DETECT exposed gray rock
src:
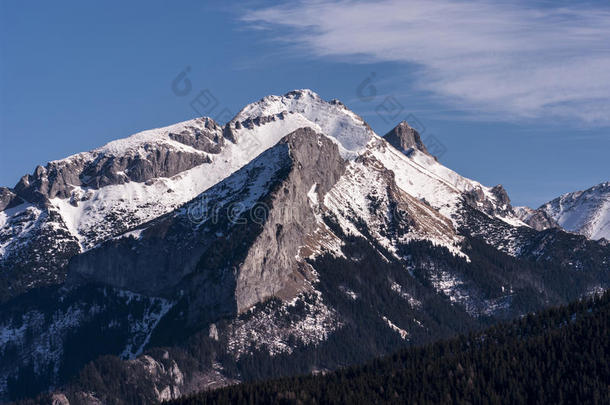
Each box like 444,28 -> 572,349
168,117 -> 224,154
235,127 -> 346,312
66,353 -> 186,404
50,393 -> 70,405
491,185 -> 511,207
65,127 -> 346,321
383,121 -> 429,155
12,118 -> 223,203
463,184 -> 513,218
514,206 -> 559,231
0,188 -> 22,211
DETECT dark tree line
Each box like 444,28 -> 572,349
170,291 -> 610,405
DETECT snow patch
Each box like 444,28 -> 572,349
382,316 -> 409,340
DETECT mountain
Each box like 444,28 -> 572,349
516,181 -> 610,241
383,121 -> 430,156
0,90 -> 608,404
168,291 -> 610,405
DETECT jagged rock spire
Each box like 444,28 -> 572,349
383,121 -> 429,155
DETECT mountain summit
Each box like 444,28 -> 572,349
383,121 -> 430,156
0,90 -> 608,403
517,181 -> 610,241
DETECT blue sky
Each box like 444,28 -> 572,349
1,0 -> 608,207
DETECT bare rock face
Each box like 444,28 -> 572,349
514,206 -> 560,231
491,185 -> 511,207
168,117 -> 225,153
383,121 -> 429,155
13,145 -> 210,202
0,188 -> 22,211
66,127 -> 346,320
50,393 -> 70,405
235,127 -> 346,312
66,353 -> 185,404
129,355 -> 184,402
12,118 -> 223,204
463,184 -> 513,218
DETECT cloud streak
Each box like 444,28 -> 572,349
242,0 -> 610,125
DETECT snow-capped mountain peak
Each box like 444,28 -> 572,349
537,181 -> 610,240
383,120 -> 429,156
227,89 -> 374,158
1,90 -> 609,403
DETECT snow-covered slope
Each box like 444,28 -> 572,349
229,89 -> 373,158
370,137 -> 524,228
537,182 -> 610,241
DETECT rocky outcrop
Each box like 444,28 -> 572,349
0,188 -> 22,211
235,127 -> 346,312
50,393 -> 71,405
463,184 -> 513,218
491,185 -> 511,207
514,206 -> 559,231
129,354 -> 185,402
168,117 -> 225,153
65,127 -> 346,318
65,353 -> 187,404
383,121 -> 429,155
12,118 -> 223,203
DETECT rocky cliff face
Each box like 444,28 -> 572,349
383,121 -> 429,155
0,188 -> 22,211
234,128 -> 346,312
13,118 -> 224,203
66,128 -> 346,317
514,206 -> 559,231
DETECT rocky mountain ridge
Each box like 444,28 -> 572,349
0,89 -> 608,403
516,181 -> 610,241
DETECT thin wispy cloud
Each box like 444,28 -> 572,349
242,0 -> 610,125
